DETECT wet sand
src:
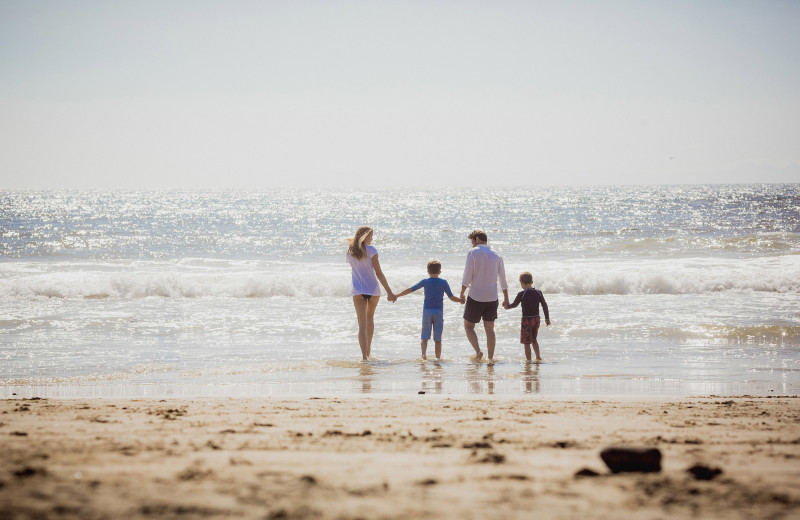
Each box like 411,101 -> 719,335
1,396 -> 799,519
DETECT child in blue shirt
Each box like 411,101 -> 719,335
396,261 -> 463,360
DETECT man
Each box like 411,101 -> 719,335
459,230 -> 509,361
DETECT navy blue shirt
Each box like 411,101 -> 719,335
508,288 -> 549,320
410,277 -> 454,310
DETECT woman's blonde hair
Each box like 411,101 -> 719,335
347,226 -> 373,260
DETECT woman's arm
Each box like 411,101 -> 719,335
371,254 -> 395,300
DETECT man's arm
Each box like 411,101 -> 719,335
497,256 -> 509,307
460,252 -> 474,303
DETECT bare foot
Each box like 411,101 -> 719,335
421,355 -> 427,360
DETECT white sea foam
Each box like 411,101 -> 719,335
536,256 -> 800,295
2,255 -> 797,300
0,271 -> 347,299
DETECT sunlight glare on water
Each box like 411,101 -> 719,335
1,185 -> 799,397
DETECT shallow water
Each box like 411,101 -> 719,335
2,185 -> 798,397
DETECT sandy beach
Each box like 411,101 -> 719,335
1,395 -> 799,519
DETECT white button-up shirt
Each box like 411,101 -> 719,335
461,244 -> 508,302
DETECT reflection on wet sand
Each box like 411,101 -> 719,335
419,361 -> 443,394
465,361 -> 497,394
522,361 -> 541,393
358,363 -> 376,393
355,358 -> 541,395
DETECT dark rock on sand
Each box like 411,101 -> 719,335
600,446 -> 662,473
575,468 -> 601,478
472,452 -> 505,464
14,466 -> 47,478
462,441 -> 492,449
687,464 -> 723,480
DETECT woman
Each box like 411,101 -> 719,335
346,226 -> 395,360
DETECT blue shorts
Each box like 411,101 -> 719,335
421,308 -> 444,342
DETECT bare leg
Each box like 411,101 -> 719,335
420,339 -> 428,360
484,320 -> 496,360
463,319 -> 483,359
352,296 -> 369,360
365,295 -> 380,359
434,341 -> 442,360
523,343 -> 532,361
532,339 -> 542,361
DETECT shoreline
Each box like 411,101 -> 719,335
2,377 -> 796,400
2,396 -> 799,519
2,391 -> 800,400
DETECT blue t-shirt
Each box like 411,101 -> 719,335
410,277 -> 454,310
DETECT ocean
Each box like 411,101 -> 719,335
1,185 -> 798,397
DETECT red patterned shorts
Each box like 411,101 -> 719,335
520,316 -> 540,344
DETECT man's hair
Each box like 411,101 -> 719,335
468,230 -> 488,242
519,272 -> 533,285
427,260 -> 442,275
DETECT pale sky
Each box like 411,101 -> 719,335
1,0 -> 799,189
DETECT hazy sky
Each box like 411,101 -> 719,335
1,0 -> 799,188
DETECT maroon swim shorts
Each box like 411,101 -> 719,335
520,316 -> 540,344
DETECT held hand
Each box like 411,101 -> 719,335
502,302 -> 509,310
459,296 -> 466,305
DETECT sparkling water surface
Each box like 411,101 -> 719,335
1,185 -> 798,397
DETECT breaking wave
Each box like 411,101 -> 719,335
539,267 -> 800,295
1,255 -> 798,299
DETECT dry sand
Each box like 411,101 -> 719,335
1,395 -> 799,519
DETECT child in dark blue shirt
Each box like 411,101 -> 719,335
504,272 -> 550,361
396,261 -> 463,359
